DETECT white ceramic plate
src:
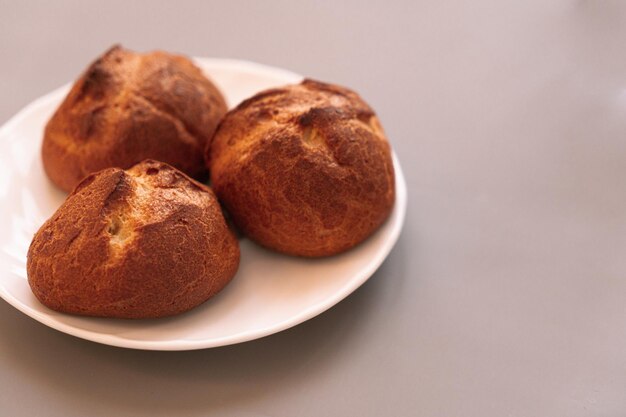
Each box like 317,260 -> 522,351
0,58 -> 407,351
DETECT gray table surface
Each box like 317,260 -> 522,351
2,1 -> 626,416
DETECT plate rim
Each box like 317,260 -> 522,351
0,58 -> 407,351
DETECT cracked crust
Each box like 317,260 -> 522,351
208,79 -> 395,257
27,160 -> 240,319
42,45 -> 227,192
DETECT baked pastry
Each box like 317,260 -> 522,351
208,79 -> 395,257
42,45 -> 227,192
27,160 -> 240,319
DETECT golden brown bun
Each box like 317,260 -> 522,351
43,45 -> 227,192
27,160 -> 240,319
208,79 -> 395,257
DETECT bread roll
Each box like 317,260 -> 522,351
42,45 -> 227,192
27,160 -> 240,319
208,79 -> 395,257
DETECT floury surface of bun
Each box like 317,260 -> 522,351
27,160 -> 240,319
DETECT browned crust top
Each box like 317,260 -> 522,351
43,45 -> 228,192
27,160 -> 240,318
209,79 -> 395,257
